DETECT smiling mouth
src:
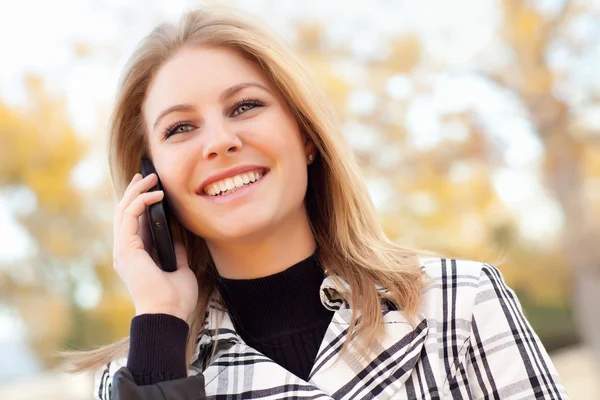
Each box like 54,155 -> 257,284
202,168 -> 268,196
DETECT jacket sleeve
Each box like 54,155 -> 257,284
462,263 -> 569,399
95,358 -> 127,400
94,314 -> 190,399
94,363 -> 207,400
110,367 -> 206,400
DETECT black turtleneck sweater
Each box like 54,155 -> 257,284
127,251 -> 333,385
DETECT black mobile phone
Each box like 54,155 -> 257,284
140,157 -> 177,272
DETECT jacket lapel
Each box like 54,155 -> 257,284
189,299 -> 335,399
190,276 -> 429,399
309,277 -> 429,399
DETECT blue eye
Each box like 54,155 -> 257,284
163,121 -> 195,139
231,98 -> 264,117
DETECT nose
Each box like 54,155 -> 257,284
201,117 -> 242,159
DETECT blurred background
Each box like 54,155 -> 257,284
1,0 -> 599,398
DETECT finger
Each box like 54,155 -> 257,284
114,174 -> 143,237
138,211 -> 153,254
121,190 -> 165,242
115,173 -> 158,229
119,173 -> 158,214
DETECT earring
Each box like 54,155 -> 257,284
308,154 -> 314,162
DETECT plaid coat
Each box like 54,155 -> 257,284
95,258 -> 569,399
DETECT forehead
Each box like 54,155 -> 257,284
143,45 -> 270,119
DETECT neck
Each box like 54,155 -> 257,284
207,207 -> 316,279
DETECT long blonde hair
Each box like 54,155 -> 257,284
67,6 -> 425,373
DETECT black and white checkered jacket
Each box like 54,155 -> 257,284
96,258 -> 569,399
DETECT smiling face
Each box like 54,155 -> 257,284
142,45 -> 315,245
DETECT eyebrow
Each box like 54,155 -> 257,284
152,104 -> 196,131
152,82 -> 271,131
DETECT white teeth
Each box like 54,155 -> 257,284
203,169 -> 265,196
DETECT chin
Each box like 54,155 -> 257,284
206,215 -> 275,243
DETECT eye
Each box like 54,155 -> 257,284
163,121 -> 195,139
231,98 -> 264,117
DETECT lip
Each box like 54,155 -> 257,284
201,170 -> 268,204
197,164 -> 269,194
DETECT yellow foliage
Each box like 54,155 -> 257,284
299,52 -> 350,116
92,289 -> 135,340
0,77 -> 107,359
2,5 -> 590,363
582,146 -> 600,178
0,76 -> 85,211
388,35 -> 422,73
13,289 -> 72,367
296,22 -> 323,51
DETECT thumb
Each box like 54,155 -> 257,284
174,241 -> 190,269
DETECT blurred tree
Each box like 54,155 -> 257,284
4,0 -> 600,369
291,0 -> 594,352
491,0 -> 600,360
294,21 -> 520,272
0,76 -> 131,367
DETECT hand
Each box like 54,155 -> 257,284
112,173 -> 199,323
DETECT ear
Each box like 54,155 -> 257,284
304,136 -> 317,165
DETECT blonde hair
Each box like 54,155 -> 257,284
66,6 -> 425,373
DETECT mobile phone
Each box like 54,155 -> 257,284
140,157 -> 177,272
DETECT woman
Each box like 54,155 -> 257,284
71,7 -> 568,400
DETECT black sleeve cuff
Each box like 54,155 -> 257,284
127,313 -> 189,386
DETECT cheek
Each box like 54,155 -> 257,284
153,148 -> 195,204
264,118 -> 305,162
278,139 -> 309,199
268,122 -> 308,189
160,171 -> 188,223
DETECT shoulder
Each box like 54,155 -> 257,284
418,256 -> 487,280
417,257 -> 510,328
418,256 -> 505,291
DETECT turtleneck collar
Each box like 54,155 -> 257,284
216,249 -> 333,339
